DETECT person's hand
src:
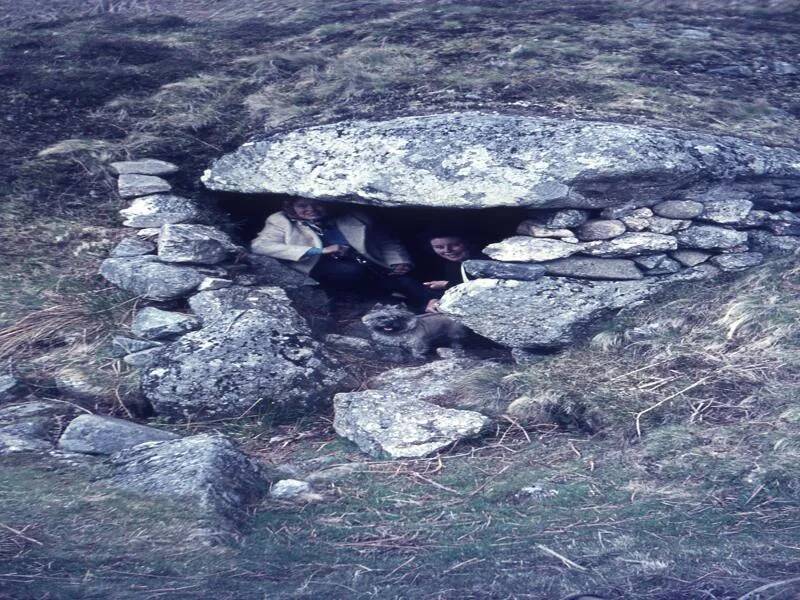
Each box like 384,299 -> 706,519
389,263 -> 412,275
322,244 -> 350,257
425,299 -> 441,313
423,280 -> 449,290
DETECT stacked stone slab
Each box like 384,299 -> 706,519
99,158 -> 342,421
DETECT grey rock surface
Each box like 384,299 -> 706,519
671,249 -> 712,267
143,286 -> 346,420
203,113 -> 800,209
462,259 -> 546,281
107,434 -> 269,527
55,366 -> 113,403
676,225 -> 748,250
131,307 -> 201,340
581,232 -> 677,257
118,174 -> 171,198
270,479 -> 318,501
620,208 -> 654,231
547,209 -> 589,228
368,358 -> 500,414
120,194 -> 203,228
246,254 -> 318,288
109,237 -> 156,258
99,256 -> 204,301
636,255 -> 681,275
0,373 -> 21,404
544,257 -> 643,280
123,347 -> 163,369
648,217 -> 691,234
699,198 -> 754,225
483,237 -> 583,262
111,159 -> 179,176
333,390 -> 491,458
576,219 -> 626,241
710,252 -> 764,271
439,269 -> 711,348
0,401 -> 73,455
748,231 -> 800,255
653,200 -> 705,219
58,415 -> 179,455
157,224 -> 238,265
198,277 -> 233,291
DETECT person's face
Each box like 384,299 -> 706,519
292,200 -> 327,220
430,237 -> 468,262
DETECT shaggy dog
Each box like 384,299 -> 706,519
361,303 -> 469,358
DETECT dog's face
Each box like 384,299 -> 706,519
361,303 -> 417,335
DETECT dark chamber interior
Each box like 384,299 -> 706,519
216,191 -> 528,264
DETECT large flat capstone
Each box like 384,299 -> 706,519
202,112 -> 800,209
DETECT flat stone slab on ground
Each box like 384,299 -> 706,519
118,173 -> 171,198
120,194 -> 204,228
202,112 -> 800,210
58,414 -> 179,455
111,159 -> 179,175
333,390 -> 491,458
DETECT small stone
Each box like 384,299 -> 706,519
123,347 -> 163,368
710,252 -> 764,271
547,209 -> 589,228
773,61 -> 798,76
120,194 -> 203,228
334,390 -> 490,458
582,232 -> 678,257
109,237 -> 156,258
700,198 -> 754,225
543,257 -> 643,280
157,224 -> 238,265
634,255 -> 681,275
653,200 -> 704,219
324,334 -> 372,353
462,259 -> 546,281
517,221 -> 574,239
671,249 -> 711,267
111,336 -> 162,357
110,159 -> 179,176
676,225 -> 748,250
118,173 -> 171,198
132,307 -> 201,341
270,479 -> 318,501
198,277 -> 233,291
749,231 -> 800,255
620,208 -> 654,231
58,415 -> 179,455
576,219 -> 627,241
483,237 -> 582,263
648,217 -> 691,234
99,256 -> 205,301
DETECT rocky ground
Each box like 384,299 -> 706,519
2,1 -> 800,599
